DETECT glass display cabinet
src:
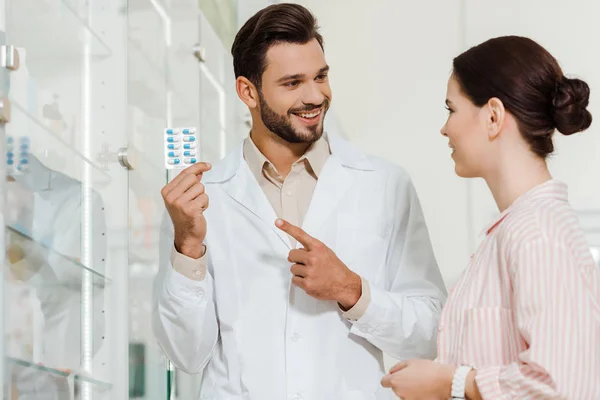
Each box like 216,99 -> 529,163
0,0 -> 242,398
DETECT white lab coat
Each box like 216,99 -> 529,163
153,134 -> 447,400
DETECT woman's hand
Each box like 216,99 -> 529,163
381,359 -> 455,400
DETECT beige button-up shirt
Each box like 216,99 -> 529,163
170,135 -> 370,320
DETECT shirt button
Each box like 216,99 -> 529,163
196,289 -> 204,298
193,269 -> 202,277
285,189 -> 293,196
292,394 -> 303,400
291,333 -> 300,342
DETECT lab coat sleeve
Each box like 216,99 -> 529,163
348,172 -> 447,360
152,213 -> 219,374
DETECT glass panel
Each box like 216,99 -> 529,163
3,0 -> 129,399
6,356 -> 113,392
198,11 -> 229,163
10,0 -> 111,64
6,225 -> 110,287
197,0 -> 238,47
127,0 -> 170,399
1,4 -> 11,398
4,151 -> 112,399
10,101 -> 112,187
169,1 -> 201,130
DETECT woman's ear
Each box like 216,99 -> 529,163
486,97 -> 506,140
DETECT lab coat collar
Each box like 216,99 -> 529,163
203,132 -> 376,185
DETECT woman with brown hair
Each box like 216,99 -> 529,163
382,36 -> 600,400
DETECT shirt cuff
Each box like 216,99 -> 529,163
475,366 -> 508,400
341,278 -> 371,321
170,244 -> 207,281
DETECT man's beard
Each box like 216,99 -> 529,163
258,90 -> 329,144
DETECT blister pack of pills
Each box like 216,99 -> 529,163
164,127 -> 198,169
7,136 -> 30,175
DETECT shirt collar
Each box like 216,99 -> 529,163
300,135 -> 330,177
481,179 -> 568,236
243,134 -> 331,183
243,136 -> 271,184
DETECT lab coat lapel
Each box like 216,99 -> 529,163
300,154 -> 354,244
222,159 -> 292,250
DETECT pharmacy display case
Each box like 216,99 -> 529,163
0,0 -> 242,398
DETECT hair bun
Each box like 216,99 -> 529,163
552,77 -> 593,135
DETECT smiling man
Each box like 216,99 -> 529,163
153,3 -> 447,400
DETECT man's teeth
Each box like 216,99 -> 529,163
297,109 -> 321,119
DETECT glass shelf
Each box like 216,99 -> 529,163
6,225 -> 111,289
128,37 -> 168,117
6,357 -> 113,392
128,37 -> 195,118
198,0 -> 238,47
133,147 -> 164,176
8,0 -> 112,63
128,38 -> 196,174
128,37 -> 166,83
10,99 -> 112,186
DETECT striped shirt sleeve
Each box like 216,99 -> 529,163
475,237 -> 600,399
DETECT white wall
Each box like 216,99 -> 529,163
237,0 -> 278,27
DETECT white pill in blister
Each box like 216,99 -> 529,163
167,136 -> 179,143
182,136 -> 196,142
168,158 -> 181,165
184,158 -> 197,164
183,143 -> 196,149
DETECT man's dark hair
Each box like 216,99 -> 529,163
231,3 -> 324,88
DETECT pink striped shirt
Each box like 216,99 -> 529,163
436,180 -> 600,399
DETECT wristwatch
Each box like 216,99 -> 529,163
451,365 -> 472,399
